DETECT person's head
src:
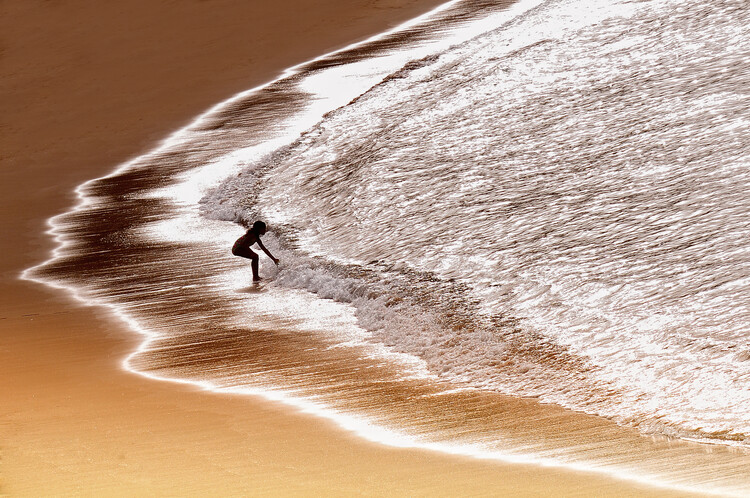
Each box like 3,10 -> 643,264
252,220 -> 267,235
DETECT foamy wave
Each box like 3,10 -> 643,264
25,0 -> 750,492
209,0 -> 750,447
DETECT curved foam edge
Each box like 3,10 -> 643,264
19,0 -> 742,495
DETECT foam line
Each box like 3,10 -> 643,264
20,0 -> 743,495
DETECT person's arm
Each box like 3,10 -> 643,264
256,238 -> 279,265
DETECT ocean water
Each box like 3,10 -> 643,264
28,0 -> 750,494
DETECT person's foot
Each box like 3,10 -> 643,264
253,277 -> 262,282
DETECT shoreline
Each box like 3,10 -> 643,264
0,0 -> 709,495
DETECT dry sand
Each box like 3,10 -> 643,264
1,1 -> 694,495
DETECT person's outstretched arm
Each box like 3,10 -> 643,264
257,238 -> 279,265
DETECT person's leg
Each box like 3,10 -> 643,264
250,254 -> 260,281
233,247 -> 260,280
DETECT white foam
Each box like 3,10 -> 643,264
248,0 -> 750,447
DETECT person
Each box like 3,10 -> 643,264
232,221 -> 279,281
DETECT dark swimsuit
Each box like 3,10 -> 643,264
232,232 -> 258,259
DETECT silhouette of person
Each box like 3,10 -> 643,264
232,221 -> 279,281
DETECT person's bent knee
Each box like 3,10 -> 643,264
233,246 -> 258,260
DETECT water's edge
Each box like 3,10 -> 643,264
22,0 -> 750,495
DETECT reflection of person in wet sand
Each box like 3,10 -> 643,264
232,221 -> 279,281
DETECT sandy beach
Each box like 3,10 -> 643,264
0,1 -> 701,495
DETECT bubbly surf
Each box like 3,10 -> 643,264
206,0 -> 750,446
25,0 -> 750,494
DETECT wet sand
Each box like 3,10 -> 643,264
1,1 -> 695,495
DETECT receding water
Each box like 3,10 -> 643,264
27,0 -> 750,494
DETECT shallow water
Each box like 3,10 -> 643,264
207,0 -> 750,447
27,0 -> 750,494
